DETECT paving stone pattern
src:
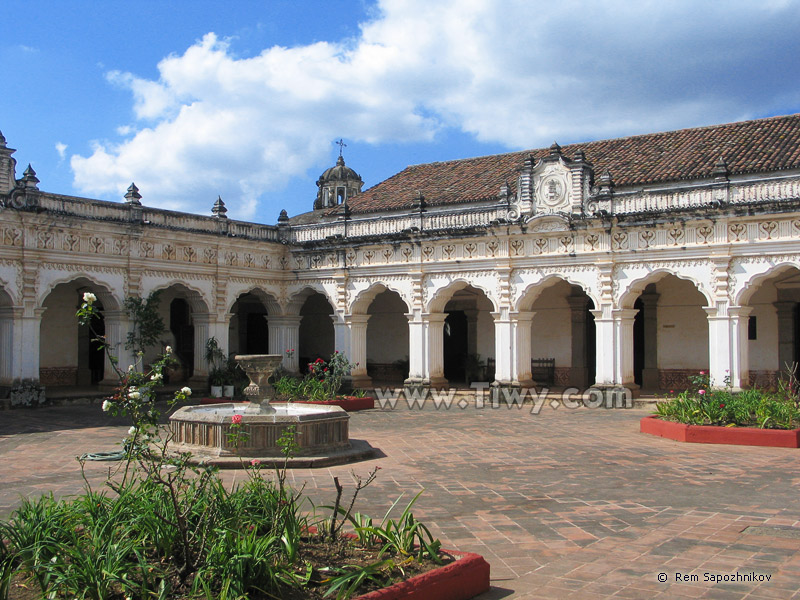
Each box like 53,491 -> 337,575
2,401 -> 800,598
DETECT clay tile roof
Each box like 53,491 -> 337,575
336,113 -> 800,216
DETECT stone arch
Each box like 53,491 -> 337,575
351,282 -> 411,315
39,276 -> 120,387
618,268 -> 712,310
227,286 -> 282,316
427,279 -> 499,314
0,281 -> 15,307
736,262 -> 800,388
228,288 -> 282,356
286,284 -> 335,316
517,276 -> 597,387
0,281 -> 13,383
144,281 -> 212,382
735,261 -> 800,306
516,274 -> 598,312
619,270 -> 710,390
147,280 -> 210,314
426,279 -> 496,384
38,273 -> 121,311
295,286 -> 336,366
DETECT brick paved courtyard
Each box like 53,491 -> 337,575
2,399 -> 800,598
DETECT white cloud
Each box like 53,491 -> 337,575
55,142 -> 67,160
71,0 -> 800,221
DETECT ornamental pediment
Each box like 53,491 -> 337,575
531,146 -> 572,215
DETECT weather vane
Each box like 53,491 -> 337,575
335,138 -> 347,157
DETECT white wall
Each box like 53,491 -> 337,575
40,284 -> 79,368
655,277 -> 709,369
529,281 -> 572,367
367,290 -> 409,363
746,278 -> 780,371
299,293 -> 335,361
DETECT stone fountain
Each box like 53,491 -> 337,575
169,354 -> 374,467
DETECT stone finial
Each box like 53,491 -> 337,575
278,209 -> 289,224
0,131 -> 6,148
124,182 -> 142,205
212,196 -> 228,219
712,156 -> 729,179
549,141 -> 562,157
499,182 -> 510,201
21,164 -> 39,189
597,168 -> 614,197
412,191 -> 426,211
573,149 -> 586,162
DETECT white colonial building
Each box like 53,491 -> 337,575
2,114 -> 800,400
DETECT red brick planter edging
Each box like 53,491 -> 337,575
355,551 -> 490,600
641,415 -> 800,448
274,396 -> 375,411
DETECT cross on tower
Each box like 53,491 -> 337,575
335,138 -> 347,157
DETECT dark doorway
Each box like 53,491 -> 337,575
633,297 -> 644,386
443,310 -> 468,382
78,300 -> 105,385
246,313 -> 269,354
794,303 -> 800,366
586,301 -> 596,385
170,298 -> 194,379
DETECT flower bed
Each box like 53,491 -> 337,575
355,550 -> 490,600
640,415 -> 800,447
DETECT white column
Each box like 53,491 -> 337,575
19,307 -> 44,382
613,308 -> 638,387
512,311 -> 535,386
0,307 -> 19,383
705,305 -> 751,390
406,312 -> 426,385
99,310 -> 133,385
426,313 -> 448,387
729,306 -> 752,391
592,306 -> 615,386
333,312 -> 350,357
492,310 -> 514,385
346,314 -> 371,388
267,315 -> 301,373
191,313 -> 213,383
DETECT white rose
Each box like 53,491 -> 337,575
181,386 -> 192,396
150,373 -> 163,382
82,292 -> 97,304
165,346 -> 173,354
128,426 -> 137,436
101,400 -> 112,412
129,391 -> 141,400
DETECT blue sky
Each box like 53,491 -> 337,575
3,0 -> 800,223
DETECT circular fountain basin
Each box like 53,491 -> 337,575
169,403 -> 375,467
170,402 -> 351,458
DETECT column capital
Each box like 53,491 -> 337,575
268,315 -> 303,326
612,308 -> 638,320
344,314 -> 371,326
510,310 -> 535,323
423,312 -> 448,324
728,306 -> 753,318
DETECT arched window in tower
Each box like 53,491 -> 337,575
337,187 -> 346,205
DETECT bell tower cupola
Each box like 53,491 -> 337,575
314,139 -> 364,210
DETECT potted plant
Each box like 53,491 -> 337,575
204,337 -> 226,397
209,367 -> 225,398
